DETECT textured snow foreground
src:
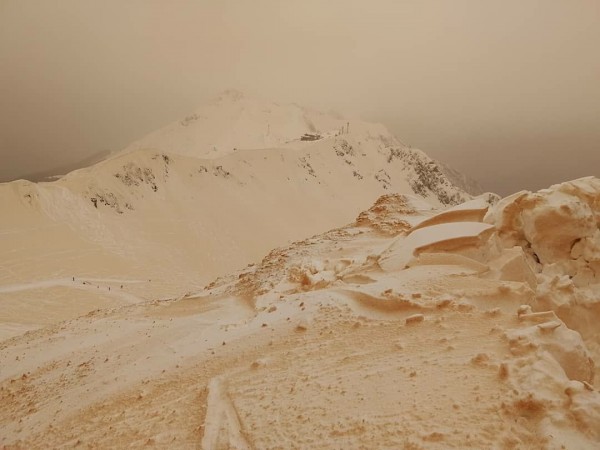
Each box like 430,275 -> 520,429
2,178 -> 600,449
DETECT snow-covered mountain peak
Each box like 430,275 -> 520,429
118,92 -> 395,160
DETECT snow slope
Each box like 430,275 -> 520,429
0,92 -> 474,338
1,178 -> 598,448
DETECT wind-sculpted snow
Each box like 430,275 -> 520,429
2,179 -> 599,448
1,92 -> 597,447
488,177 -> 600,266
485,178 -> 600,424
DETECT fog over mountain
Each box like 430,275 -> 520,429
1,0 -> 599,194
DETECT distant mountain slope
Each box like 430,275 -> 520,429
0,91 -> 475,318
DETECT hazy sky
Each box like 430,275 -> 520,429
1,0 -> 599,194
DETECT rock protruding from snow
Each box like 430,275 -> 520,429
386,147 -> 470,206
354,194 -> 426,236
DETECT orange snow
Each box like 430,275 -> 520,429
1,93 -> 598,448
1,178 -> 599,448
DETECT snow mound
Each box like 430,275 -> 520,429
484,177 -> 600,383
488,176 -> 600,268
354,193 -> 431,235
379,222 -> 495,271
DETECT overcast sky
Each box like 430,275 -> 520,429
1,0 -> 598,194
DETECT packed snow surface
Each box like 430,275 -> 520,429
1,176 -> 599,448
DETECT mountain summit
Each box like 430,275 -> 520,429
119,90 -> 391,160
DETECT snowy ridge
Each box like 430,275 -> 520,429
0,92 -> 476,299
